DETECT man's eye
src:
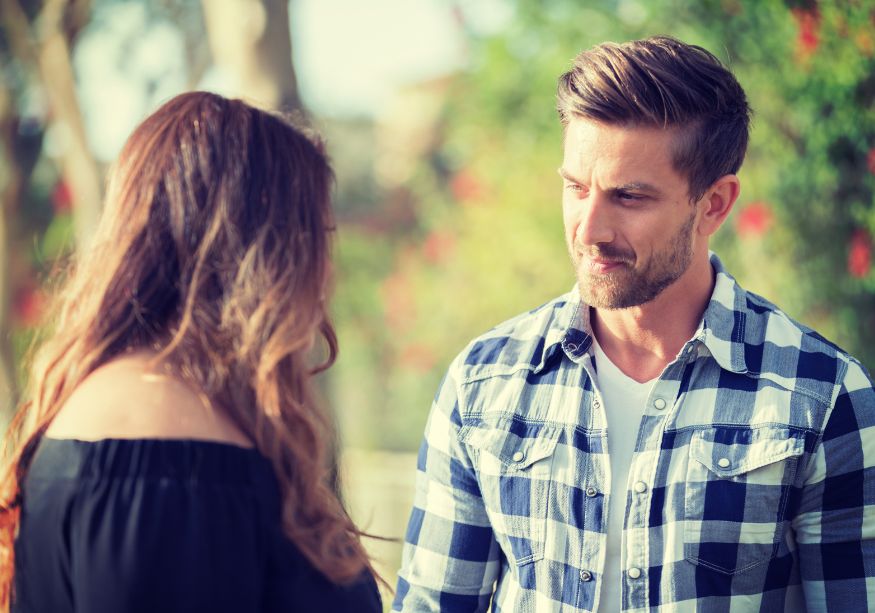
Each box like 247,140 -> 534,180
618,192 -> 644,201
565,183 -> 583,192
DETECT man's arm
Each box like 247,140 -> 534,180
392,362 -> 501,612
793,359 -> 875,610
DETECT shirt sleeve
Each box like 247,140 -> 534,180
392,360 -> 501,612
68,476 -> 266,612
793,358 -> 875,611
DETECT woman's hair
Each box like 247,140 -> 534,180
0,91 -> 377,605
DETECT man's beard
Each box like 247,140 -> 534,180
571,211 -> 696,309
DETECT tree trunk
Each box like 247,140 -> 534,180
36,0 -> 103,250
0,84 -> 20,421
201,0 -> 302,111
0,0 -> 99,419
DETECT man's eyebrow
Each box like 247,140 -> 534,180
558,169 -> 662,195
613,182 -> 661,194
557,167 -> 582,183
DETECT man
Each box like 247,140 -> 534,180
392,36 -> 875,612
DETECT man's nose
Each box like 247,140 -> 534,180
575,192 -> 615,247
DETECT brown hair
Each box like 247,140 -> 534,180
0,91 -> 378,606
557,36 -> 751,201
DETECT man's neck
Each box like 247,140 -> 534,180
591,256 -> 714,383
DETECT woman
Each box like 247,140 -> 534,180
0,92 -> 383,612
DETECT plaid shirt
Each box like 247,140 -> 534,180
393,254 -> 875,612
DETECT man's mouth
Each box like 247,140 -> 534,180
578,252 -> 632,274
585,258 -> 624,274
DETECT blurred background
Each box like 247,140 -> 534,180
1,0 -> 873,607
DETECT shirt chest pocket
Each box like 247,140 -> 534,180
460,418 -> 561,566
684,426 -> 805,575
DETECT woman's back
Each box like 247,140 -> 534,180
45,351 -> 253,446
13,355 -> 381,612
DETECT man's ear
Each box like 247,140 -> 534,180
696,174 -> 740,237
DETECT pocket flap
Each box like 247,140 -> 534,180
459,417 -> 561,470
690,426 -> 805,478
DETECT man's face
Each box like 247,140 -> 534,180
560,119 -> 702,309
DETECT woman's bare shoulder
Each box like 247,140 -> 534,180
44,352 -> 253,448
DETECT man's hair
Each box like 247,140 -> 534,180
557,36 -> 751,201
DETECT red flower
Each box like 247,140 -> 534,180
735,201 -> 774,238
867,148 -> 875,175
13,283 -> 46,327
423,230 -> 456,264
381,270 -> 415,330
51,180 -> 73,213
856,29 -> 875,57
399,343 -> 436,373
848,229 -> 872,278
791,8 -> 820,60
450,170 -> 485,204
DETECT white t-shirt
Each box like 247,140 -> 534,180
592,338 -> 656,612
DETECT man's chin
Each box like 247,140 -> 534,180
583,295 -> 629,310
578,268 -> 625,293
578,273 -> 661,310
578,280 -> 628,309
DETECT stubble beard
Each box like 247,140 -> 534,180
571,211 -> 697,309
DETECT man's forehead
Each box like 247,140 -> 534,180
564,118 -> 679,151
564,119 -> 679,169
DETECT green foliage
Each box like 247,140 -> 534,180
693,0 -> 875,356
332,0 -> 875,451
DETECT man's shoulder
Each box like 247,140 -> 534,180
708,255 -> 869,394
738,286 -> 867,390
449,291 -> 575,380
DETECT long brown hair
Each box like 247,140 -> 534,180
0,91 -> 377,606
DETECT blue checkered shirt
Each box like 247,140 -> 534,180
393,254 -> 875,612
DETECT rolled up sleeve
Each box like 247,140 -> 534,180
393,361 -> 500,612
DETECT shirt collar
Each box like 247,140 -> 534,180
699,252 -> 750,374
535,252 -> 752,375
531,285 -> 588,373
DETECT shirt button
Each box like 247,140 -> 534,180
592,398 -> 601,409
653,397 -> 667,410
634,481 -> 648,493
627,567 -> 642,579
585,486 -> 598,497
717,457 -> 731,468
579,570 -> 592,581
512,451 -> 525,463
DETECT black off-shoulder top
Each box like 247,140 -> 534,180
12,437 -> 382,613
